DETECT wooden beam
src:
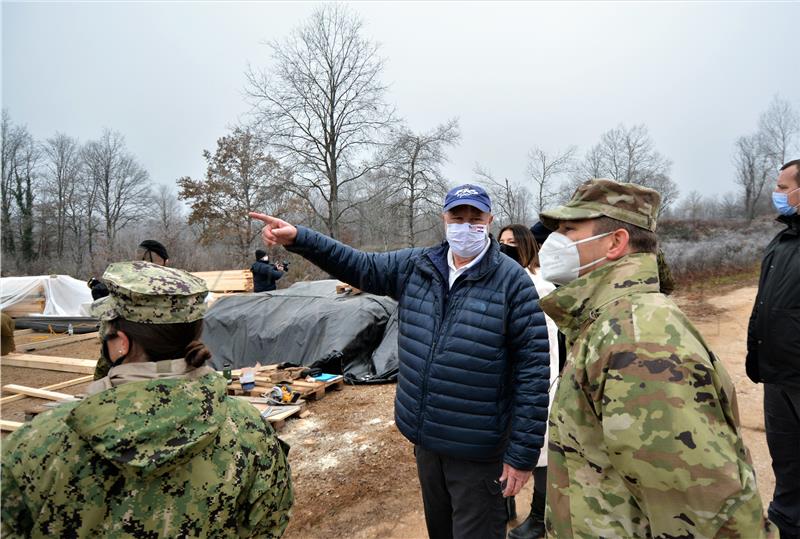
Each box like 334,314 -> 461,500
0,354 -> 97,374
2,384 -> 80,402
13,329 -> 34,336
0,375 -> 93,405
0,419 -> 24,432
17,332 -> 99,353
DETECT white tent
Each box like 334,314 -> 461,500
0,275 -> 94,317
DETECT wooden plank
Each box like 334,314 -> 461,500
0,354 -> 96,374
2,384 -> 80,402
0,419 -> 24,432
0,375 -> 93,405
17,332 -> 99,352
13,329 -> 34,336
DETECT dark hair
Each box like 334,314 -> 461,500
781,159 -> 800,187
255,249 -> 267,260
106,318 -> 212,368
498,224 -> 539,270
592,216 -> 658,254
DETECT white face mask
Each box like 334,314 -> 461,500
446,223 -> 488,258
539,231 -> 613,285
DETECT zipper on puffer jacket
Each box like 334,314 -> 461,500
416,274 -> 469,441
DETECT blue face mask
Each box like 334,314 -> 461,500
772,187 -> 800,216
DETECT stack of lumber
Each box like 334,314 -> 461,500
2,285 -> 45,317
191,270 -> 253,293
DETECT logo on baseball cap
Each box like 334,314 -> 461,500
443,184 -> 492,213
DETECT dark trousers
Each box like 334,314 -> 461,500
530,466 -> 547,519
415,445 -> 507,539
765,383 -> 800,537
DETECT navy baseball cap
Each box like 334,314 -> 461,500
443,184 -> 492,213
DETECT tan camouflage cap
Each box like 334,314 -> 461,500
539,178 -> 662,232
90,261 -> 208,323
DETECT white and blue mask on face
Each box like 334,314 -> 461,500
446,223 -> 488,258
539,231 -> 613,285
772,187 -> 800,216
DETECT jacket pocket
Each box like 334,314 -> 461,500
770,308 -> 800,372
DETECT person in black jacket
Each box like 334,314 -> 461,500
250,184 -> 550,539
747,158 -> 800,539
250,249 -> 285,293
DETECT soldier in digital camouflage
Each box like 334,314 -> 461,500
536,178 -> 772,538
1,261 -> 293,538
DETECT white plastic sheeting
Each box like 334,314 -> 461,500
0,275 -> 94,316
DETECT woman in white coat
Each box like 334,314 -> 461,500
499,223 -> 561,539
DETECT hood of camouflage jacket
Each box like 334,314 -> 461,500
539,253 -> 660,340
66,369 -> 227,477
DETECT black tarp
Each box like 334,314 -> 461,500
202,280 -> 399,382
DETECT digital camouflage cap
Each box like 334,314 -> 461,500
539,178 -> 662,232
90,261 -> 208,324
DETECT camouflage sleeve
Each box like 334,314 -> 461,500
237,432 -> 293,538
596,343 -> 762,537
1,454 -> 34,538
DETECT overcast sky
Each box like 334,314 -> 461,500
3,1 -> 799,205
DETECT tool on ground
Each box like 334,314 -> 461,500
268,384 -> 301,405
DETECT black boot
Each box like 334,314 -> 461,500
509,475 -> 546,539
508,512 -> 546,539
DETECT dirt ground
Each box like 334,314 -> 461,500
0,283 -> 774,538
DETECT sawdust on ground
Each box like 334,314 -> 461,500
0,284 -> 775,537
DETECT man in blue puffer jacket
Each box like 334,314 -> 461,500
251,184 -> 550,539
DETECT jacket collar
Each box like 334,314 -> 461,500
777,213 -> 800,235
539,253 -> 660,340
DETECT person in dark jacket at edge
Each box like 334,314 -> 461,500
747,158 -> 800,539
251,184 -> 550,539
251,249 -> 285,293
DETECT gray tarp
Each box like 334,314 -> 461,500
202,280 -> 399,382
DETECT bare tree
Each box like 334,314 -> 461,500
245,4 -> 395,239
734,133 -> 772,220
178,127 -> 288,266
474,165 -> 532,226
759,95 -> 800,167
572,124 -> 679,212
527,145 -> 576,216
3,121 -> 41,263
1,110 -> 21,256
82,129 -> 152,259
42,133 -> 82,257
386,119 -> 460,246
717,192 -> 740,219
679,190 -> 704,221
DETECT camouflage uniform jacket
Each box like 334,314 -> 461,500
539,253 -> 771,539
1,371 -> 293,538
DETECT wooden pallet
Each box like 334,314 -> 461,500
235,396 -> 305,430
288,376 -> 345,400
227,373 -> 344,401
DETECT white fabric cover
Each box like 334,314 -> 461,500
0,275 -> 94,316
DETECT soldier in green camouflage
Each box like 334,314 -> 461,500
536,179 -> 772,538
2,261 -> 293,538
